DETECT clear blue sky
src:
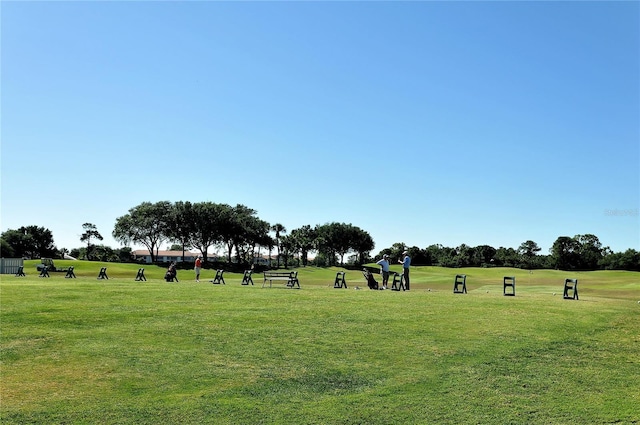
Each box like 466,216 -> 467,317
2,1 -> 639,255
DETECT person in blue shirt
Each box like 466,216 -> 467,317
399,251 -> 411,290
376,254 -> 391,290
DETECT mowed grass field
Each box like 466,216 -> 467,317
2,260 -> 639,424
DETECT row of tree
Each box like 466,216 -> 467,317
376,235 -> 640,271
1,202 -> 638,271
0,224 -> 127,262
112,201 -> 374,267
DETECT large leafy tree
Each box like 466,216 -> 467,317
550,236 -> 581,270
235,205 -> 275,263
575,234 -> 604,270
349,225 -> 374,265
189,202 -> 233,263
80,223 -> 103,260
424,244 -> 445,266
112,201 -> 172,263
117,247 -> 133,263
1,238 -> 15,257
1,226 -> 56,259
600,248 -> 640,271
243,217 -> 271,266
1,229 -> 32,258
388,243 -> 408,263
226,205 -> 271,265
289,225 -> 317,267
314,222 -> 373,266
495,246 -> 519,267
314,223 -> 339,266
454,244 -> 473,267
166,201 -> 197,261
219,204 -> 249,263
92,244 -> 117,262
472,245 -> 497,266
332,223 -> 353,265
518,240 -> 541,269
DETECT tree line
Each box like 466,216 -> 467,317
1,201 -> 638,271
111,201 -> 374,267
379,236 -> 640,271
0,224 -> 133,263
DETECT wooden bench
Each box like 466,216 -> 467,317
15,266 -> 26,277
241,270 -> 254,285
97,267 -> 109,280
65,266 -> 76,278
135,268 -> 146,281
39,266 -> 50,278
334,271 -> 347,288
263,270 -> 299,289
210,269 -> 225,285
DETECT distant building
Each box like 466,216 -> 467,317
132,250 -> 203,264
253,255 -> 271,266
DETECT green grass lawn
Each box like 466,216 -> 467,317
2,261 -> 639,424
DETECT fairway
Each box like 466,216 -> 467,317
2,263 -> 639,424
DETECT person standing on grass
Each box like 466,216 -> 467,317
194,256 -> 202,282
399,250 -> 411,290
376,254 -> 391,289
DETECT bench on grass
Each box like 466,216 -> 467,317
15,266 -> 26,277
263,270 -> 299,289
241,270 -> 254,285
65,266 -> 76,278
210,269 -> 225,285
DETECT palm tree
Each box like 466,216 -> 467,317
271,223 -> 286,268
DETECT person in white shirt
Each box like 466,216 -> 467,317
376,254 -> 391,289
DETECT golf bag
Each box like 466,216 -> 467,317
362,269 -> 379,290
165,264 -> 178,282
